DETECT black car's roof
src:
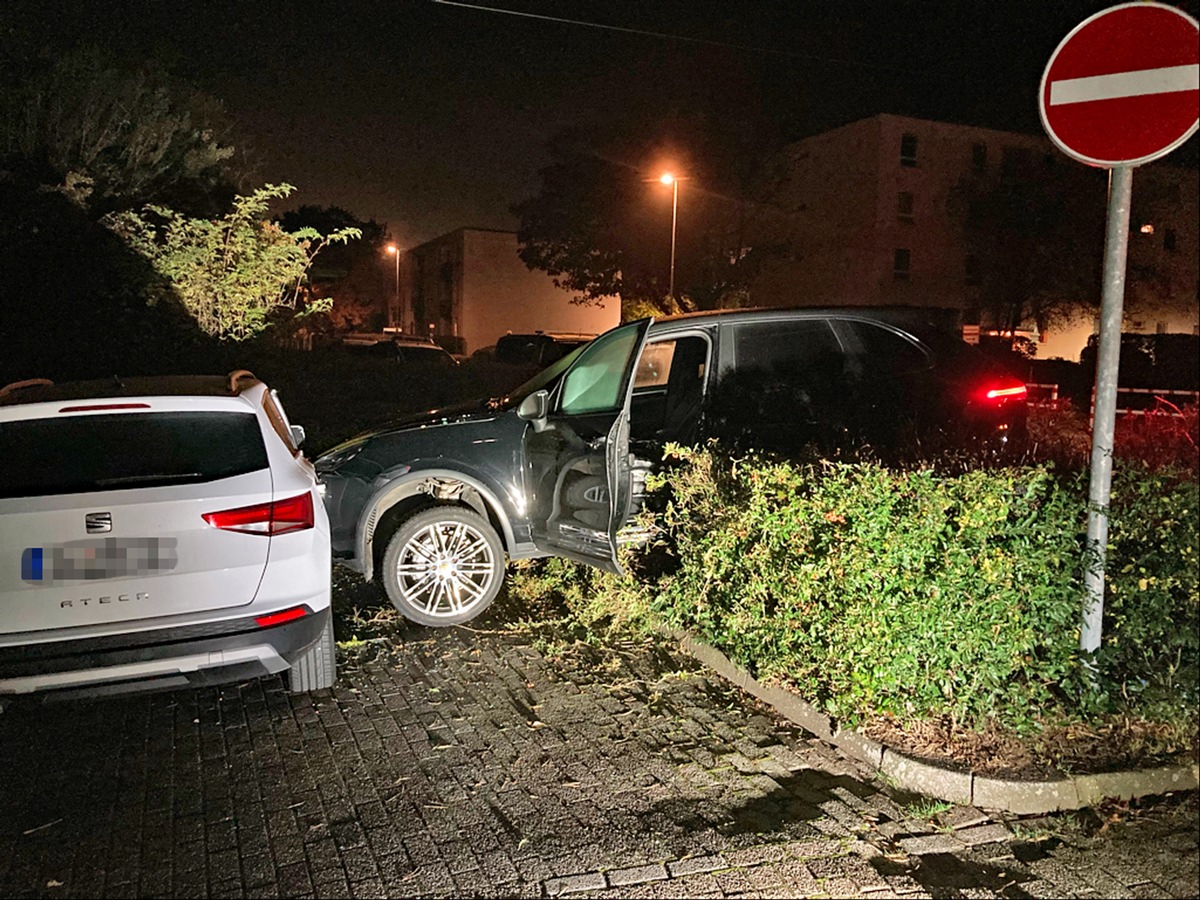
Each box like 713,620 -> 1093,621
0,372 -> 261,407
649,305 -> 961,334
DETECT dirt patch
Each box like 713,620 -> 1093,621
861,712 -> 1199,780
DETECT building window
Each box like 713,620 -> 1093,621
1164,228 -> 1177,252
897,191 -> 914,222
893,248 -> 911,280
900,133 -> 918,167
965,255 -> 982,285
1156,321 -> 1168,334
972,143 -> 987,172
1001,146 -> 1031,180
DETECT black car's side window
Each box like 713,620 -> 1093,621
843,321 -> 930,377
710,319 -> 848,448
835,321 -> 933,442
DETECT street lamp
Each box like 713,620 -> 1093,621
385,243 -> 401,331
659,173 -> 683,299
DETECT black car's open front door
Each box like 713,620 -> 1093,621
523,319 -> 653,573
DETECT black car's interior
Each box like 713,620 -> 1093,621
630,335 -> 709,444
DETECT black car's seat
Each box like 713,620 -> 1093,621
658,338 -> 708,444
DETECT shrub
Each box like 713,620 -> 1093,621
1026,400 -> 1199,475
513,447 -> 1198,741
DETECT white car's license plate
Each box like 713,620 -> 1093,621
21,538 -> 178,585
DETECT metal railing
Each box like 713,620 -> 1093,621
1025,383 -> 1199,417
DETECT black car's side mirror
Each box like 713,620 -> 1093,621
517,390 -> 550,432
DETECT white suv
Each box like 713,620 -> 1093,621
0,371 -> 334,704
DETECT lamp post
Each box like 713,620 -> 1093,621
385,243 -> 402,331
659,173 -> 680,299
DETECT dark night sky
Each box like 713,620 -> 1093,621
6,1 -> 1198,246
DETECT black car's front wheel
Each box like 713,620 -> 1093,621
380,506 -> 505,626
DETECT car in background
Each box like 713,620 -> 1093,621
343,334 -> 458,366
493,332 -> 595,368
0,371 -> 334,704
316,308 -> 1028,627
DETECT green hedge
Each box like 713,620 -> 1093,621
514,447 -> 1198,737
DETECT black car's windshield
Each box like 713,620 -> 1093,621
497,343 -> 589,409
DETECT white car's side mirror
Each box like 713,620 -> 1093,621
290,424 -> 306,448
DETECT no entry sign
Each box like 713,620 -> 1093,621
1039,2 -> 1199,167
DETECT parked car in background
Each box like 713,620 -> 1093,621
343,334 -> 458,366
494,332 -> 595,368
0,371 -> 335,703
316,308 -> 1028,627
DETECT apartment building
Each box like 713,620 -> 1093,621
752,114 -> 1197,360
395,228 -> 618,355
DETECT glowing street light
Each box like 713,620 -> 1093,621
386,243 -> 402,330
659,173 -> 685,299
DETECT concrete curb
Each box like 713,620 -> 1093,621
663,628 -> 1200,815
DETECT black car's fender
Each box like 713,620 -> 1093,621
354,463 -> 535,582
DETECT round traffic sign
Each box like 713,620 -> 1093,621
1039,2 -> 1199,168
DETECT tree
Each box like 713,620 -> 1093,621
513,51 -> 794,314
948,158 -> 1107,339
107,184 -> 360,341
0,45 -> 240,217
278,206 -> 391,330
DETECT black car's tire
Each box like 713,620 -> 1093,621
288,615 -> 336,692
380,506 -> 505,626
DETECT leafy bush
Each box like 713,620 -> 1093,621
513,447 -> 1198,743
1026,400 -> 1198,476
1102,464 -> 1199,718
107,184 -> 358,341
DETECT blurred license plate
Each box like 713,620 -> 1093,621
21,538 -> 178,585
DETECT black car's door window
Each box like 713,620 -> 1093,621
711,318 -> 848,450
837,320 -> 933,441
558,325 -> 644,415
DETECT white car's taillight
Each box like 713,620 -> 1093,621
202,492 -> 315,536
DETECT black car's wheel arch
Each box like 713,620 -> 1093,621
357,469 -> 517,582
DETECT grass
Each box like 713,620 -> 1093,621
904,798 -> 955,822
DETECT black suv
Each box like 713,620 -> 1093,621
316,309 -> 1027,626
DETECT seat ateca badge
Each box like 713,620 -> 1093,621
61,592 -> 147,609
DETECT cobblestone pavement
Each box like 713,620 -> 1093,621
1,589 -> 1196,899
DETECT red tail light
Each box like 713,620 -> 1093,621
255,606 -> 309,628
980,376 -> 1028,403
202,492 -> 315,536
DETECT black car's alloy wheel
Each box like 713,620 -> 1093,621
381,507 -> 504,626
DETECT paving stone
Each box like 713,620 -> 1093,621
545,872 -> 607,895
723,842 -> 787,867
898,832 -> 968,856
665,854 -> 725,877
955,823 -> 1012,847
606,863 -> 669,886
0,586 -> 1195,900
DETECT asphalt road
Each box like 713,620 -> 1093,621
1,584 -> 1197,899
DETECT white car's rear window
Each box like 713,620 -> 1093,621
0,411 -> 268,499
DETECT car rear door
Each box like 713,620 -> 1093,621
0,400 -> 273,636
524,319 -> 652,573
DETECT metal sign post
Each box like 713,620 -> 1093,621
1081,166 -> 1132,658
1038,2 -> 1198,669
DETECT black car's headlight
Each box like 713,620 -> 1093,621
315,441 -> 364,476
